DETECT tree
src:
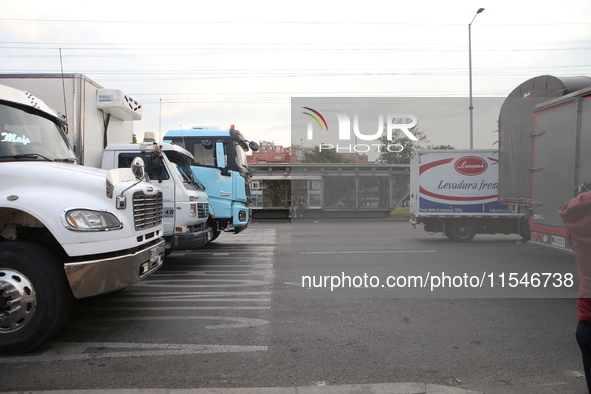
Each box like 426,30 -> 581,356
429,144 -> 456,150
263,180 -> 290,208
376,118 -> 429,164
302,145 -> 353,163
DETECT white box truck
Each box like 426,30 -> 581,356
410,150 -> 529,241
0,73 -> 141,167
0,83 -> 164,353
102,141 -> 212,253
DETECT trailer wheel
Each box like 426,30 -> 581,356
450,220 -> 476,242
519,219 -> 531,241
0,242 -> 73,354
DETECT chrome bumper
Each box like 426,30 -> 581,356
64,238 -> 165,299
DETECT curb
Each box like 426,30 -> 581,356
1,382 -> 484,394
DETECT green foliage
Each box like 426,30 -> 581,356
263,180 -> 290,207
429,144 -> 456,150
302,145 -> 353,163
376,122 -> 429,165
390,206 -> 410,220
376,117 -> 455,164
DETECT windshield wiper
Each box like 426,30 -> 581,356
54,157 -> 77,163
0,153 -> 54,162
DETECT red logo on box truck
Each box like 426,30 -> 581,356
454,156 -> 487,176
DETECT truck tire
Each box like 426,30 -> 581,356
209,229 -> 222,242
519,219 -> 531,241
0,242 -> 73,354
450,220 -> 476,242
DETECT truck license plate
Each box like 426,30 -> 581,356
150,245 -> 160,263
551,235 -> 566,248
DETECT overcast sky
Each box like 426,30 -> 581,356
1,0 -> 590,150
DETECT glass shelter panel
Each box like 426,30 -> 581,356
324,177 -> 357,208
358,176 -> 390,208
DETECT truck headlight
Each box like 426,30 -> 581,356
63,209 -> 123,231
238,210 -> 247,222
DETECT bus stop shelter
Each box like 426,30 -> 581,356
249,163 -> 410,219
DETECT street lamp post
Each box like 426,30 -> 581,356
469,7 -> 485,149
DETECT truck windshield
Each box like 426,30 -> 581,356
165,150 -> 205,190
235,143 -> 249,171
0,103 -> 76,163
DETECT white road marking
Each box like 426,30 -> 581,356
299,250 -> 437,254
134,279 -> 270,288
100,295 -> 270,302
82,306 -> 270,310
152,273 -> 269,278
67,315 -> 269,331
155,263 -> 272,269
116,291 -> 271,296
0,342 -> 267,363
214,229 -> 276,244
17,230 -> 280,365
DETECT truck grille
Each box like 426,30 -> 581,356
197,202 -> 209,218
133,191 -> 163,230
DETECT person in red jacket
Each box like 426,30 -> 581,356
559,190 -> 591,393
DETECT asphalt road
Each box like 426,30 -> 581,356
0,220 -> 586,393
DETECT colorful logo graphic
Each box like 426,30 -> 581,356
454,156 -> 488,176
302,107 -> 328,131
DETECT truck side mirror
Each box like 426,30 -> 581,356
215,142 -> 226,168
151,151 -> 164,182
249,141 -> 259,152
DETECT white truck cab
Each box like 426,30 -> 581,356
0,83 -> 165,353
102,142 -> 212,253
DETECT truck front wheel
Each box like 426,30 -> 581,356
210,229 -> 222,242
450,220 -> 476,242
0,242 -> 73,354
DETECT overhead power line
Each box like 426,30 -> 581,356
1,17 -> 590,26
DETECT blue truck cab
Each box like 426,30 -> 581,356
163,126 -> 259,241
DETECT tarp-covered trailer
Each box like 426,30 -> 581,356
528,86 -> 591,252
498,75 -> 591,206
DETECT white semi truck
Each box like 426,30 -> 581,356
0,83 -> 164,353
102,141 -> 212,253
0,74 -> 212,254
